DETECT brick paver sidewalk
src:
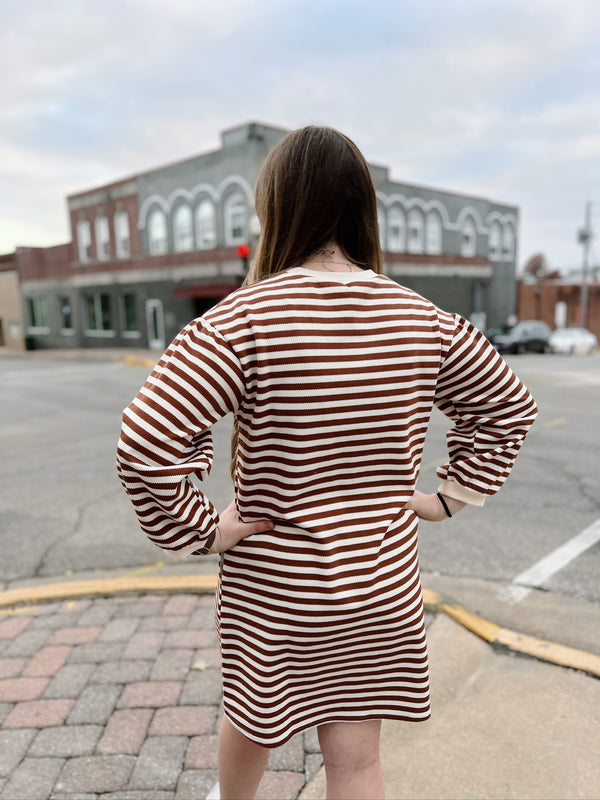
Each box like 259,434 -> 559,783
0,592 -> 323,799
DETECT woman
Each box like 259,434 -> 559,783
117,126 -> 537,799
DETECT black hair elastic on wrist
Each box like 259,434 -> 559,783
436,492 -> 452,518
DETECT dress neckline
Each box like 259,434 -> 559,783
287,267 -> 377,283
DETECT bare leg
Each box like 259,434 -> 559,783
217,715 -> 270,800
318,719 -> 385,800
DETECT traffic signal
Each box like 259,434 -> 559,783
236,244 -> 250,272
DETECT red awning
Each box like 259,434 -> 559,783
173,280 -> 240,299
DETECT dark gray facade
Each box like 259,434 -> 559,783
371,163 -> 518,329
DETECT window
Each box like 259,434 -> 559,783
461,218 -> 477,257
77,220 -> 92,263
489,221 -> 502,259
377,209 -> 386,250
502,225 -> 514,259
224,193 -> 247,245
114,211 -> 131,258
95,216 -> 110,260
84,292 -> 113,333
388,208 -> 405,252
407,209 -> 424,254
59,296 -> 73,331
173,205 -> 194,252
425,211 -> 442,255
120,293 -> 140,336
26,297 -> 49,330
148,208 -> 168,255
195,200 -> 217,248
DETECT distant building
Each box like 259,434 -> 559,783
518,278 -> 600,339
15,122 -> 519,351
0,252 -> 26,350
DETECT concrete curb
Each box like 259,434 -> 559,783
1,576 -> 599,679
423,588 -> 600,679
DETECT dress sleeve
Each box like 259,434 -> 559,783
434,314 -> 538,505
116,317 -> 244,558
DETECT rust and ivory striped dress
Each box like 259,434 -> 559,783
117,267 -> 537,746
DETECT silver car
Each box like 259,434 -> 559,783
549,327 -> 598,355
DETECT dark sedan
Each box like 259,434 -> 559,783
490,320 -> 552,354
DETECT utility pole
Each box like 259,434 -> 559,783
577,201 -> 592,329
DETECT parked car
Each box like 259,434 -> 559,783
491,320 -> 552,354
549,327 -> 598,355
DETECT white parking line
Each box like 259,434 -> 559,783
206,780 -> 220,799
498,517 -> 600,604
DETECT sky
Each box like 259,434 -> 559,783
1,0 -> 600,273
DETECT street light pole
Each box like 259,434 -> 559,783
578,201 -> 592,329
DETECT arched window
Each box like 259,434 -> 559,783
489,221 -> 502,259
195,200 -> 217,249
148,208 -> 168,255
224,193 -> 247,245
173,204 -> 194,252
377,208 -> 386,250
502,224 -> 514,259
388,208 -> 405,252
407,209 -> 424,254
461,218 -> 476,257
425,211 -> 442,255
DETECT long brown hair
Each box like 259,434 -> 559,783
231,126 -> 383,481
247,126 -> 383,284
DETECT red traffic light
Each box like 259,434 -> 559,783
236,244 -> 250,258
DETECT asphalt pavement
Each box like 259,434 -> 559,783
1,346 -> 599,799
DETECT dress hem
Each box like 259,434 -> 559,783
222,707 -> 432,749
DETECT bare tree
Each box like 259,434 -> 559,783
522,253 -> 548,279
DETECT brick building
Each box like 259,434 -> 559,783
518,279 -> 600,339
15,121 -> 520,350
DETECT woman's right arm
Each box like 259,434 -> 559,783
406,490 -> 466,521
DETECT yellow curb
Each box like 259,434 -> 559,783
421,592 -> 600,679
1,575 -> 599,679
437,601 -> 501,642
122,355 -> 157,368
494,628 -> 600,676
0,574 -> 218,609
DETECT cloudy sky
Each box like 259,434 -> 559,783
2,0 -> 599,272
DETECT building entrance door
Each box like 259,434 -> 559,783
145,299 -> 165,350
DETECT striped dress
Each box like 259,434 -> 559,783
117,267 -> 537,747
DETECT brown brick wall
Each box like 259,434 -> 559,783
16,244 -> 72,282
518,281 -> 600,338
17,244 -> 244,284
17,243 -> 492,286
